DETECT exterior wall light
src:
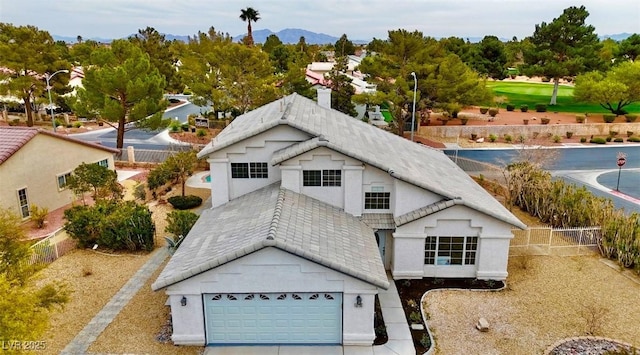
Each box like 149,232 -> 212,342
355,295 -> 363,308
181,296 -> 187,306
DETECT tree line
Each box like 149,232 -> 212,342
1,5 -> 639,148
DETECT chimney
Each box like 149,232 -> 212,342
317,87 -> 331,109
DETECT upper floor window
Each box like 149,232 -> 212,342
424,236 -> 478,265
57,172 -> 72,189
364,192 -> 390,209
17,188 -> 29,218
302,170 -> 341,187
97,159 -> 109,168
231,162 -> 268,179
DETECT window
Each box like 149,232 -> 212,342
231,162 -> 268,179
17,188 -> 29,218
424,236 -> 478,265
57,172 -> 72,189
249,162 -> 268,178
97,159 -> 109,168
302,170 -> 341,187
365,192 -> 390,209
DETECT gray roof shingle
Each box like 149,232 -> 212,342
359,213 -> 396,230
152,184 -> 389,291
198,94 -> 526,229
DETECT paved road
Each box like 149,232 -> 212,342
71,100 -> 209,150
446,145 -> 640,212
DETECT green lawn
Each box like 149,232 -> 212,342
486,81 -> 640,114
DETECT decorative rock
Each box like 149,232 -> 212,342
476,317 -> 490,332
411,324 -> 425,330
476,137 -> 484,143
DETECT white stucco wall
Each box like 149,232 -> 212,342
165,248 -> 379,346
392,205 -> 514,280
393,180 -> 443,217
205,126 -> 310,207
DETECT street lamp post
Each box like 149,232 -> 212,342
410,72 -> 417,142
45,69 -> 69,132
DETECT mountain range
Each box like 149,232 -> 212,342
53,29 -> 633,45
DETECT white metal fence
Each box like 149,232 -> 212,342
29,228 -> 76,265
510,226 -> 601,256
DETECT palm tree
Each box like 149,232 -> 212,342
239,7 -> 260,45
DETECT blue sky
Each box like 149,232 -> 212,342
1,0 -> 638,41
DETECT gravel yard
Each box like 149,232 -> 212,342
424,254 -> 640,354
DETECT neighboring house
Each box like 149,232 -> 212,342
0,126 -> 119,219
152,92 -> 525,348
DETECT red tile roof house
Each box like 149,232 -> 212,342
0,126 -> 119,221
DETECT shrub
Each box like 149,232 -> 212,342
566,132 -> 574,139
64,203 -> 114,248
133,183 -> 147,201
73,122 -> 83,128
602,114 -> 616,123
488,134 -> 497,142
590,137 -> 607,144
479,107 -> 489,114
627,136 -> 640,142
605,136 -> 612,142
409,311 -> 422,323
447,102 -> 461,118
196,129 -> 207,137
614,137 -> 624,142
488,108 -> 499,117
625,114 -> 638,122
535,104 -> 547,112
520,104 -> 529,112
580,137 -> 587,143
168,120 -> 181,132
576,115 -> 585,123
165,210 -> 199,238
30,204 -> 49,229
168,195 -> 203,210
540,117 -> 550,124
627,131 -> 634,137
541,77 -> 551,82
609,130 -> 618,137
506,104 -> 515,111
54,119 -> 64,127
504,134 -> 513,143
9,118 -> 20,126
552,135 -> 562,143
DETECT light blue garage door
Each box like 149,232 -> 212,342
204,292 -> 342,345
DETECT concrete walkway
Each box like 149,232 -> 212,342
60,248 -> 169,355
204,273 -> 415,355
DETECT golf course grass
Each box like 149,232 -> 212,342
486,81 -> 640,114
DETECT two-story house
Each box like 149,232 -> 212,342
152,92 -> 525,348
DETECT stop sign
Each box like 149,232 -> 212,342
617,157 -> 626,167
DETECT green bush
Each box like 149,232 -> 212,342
605,136 -> 612,142
603,114 -> 616,123
580,137 -> 587,143
30,204 -> 49,229
566,132 -> 574,139
73,122 -> 83,128
624,114 -> 637,122
488,108 -> 499,117
64,202 -> 155,251
627,136 -> 640,142
479,107 -> 489,114
54,119 -> 64,127
168,195 -> 203,210
168,120 -> 181,132
535,104 -> 547,112
165,210 -> 199,238
506,104 -> 515,112
488,134 -> 497,142
504,134 -> 513,143
614,138 -> 624,142
576,115 -> 585,123
590,137 -> 607,144
134,183 -> 147,201
196,129 -> 207,137
520,104 -> 529,112
552,135 -> 562,143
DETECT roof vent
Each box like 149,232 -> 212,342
387,168 -> 395,175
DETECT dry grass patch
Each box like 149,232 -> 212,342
88,259 -> 201,354
424,255 -> 640,354
37,249 -> 152,354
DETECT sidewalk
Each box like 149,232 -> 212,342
60,247 -> 169,354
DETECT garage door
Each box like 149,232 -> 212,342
204,292 -> 342,345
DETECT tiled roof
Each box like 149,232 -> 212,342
359,213 -> 396,230
152,184 -> 389,291
198,94 -> 525,229
394,199 -> 459,226
0,127 -> 119,165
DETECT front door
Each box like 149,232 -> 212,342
375,231 -> 386,261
